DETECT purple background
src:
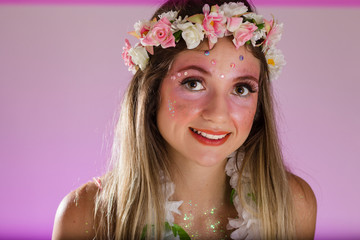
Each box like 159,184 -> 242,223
0,1 -> 359,239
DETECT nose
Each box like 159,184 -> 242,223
201,92 -> 230,124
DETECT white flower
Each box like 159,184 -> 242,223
219,2 -> 248,17
265,47 -> 286,81
158,10 -> 179,21
177,22 -> 204,49
250,28 -> 266,46
128,45 -> 149,73
245,13 -> 264,24
133,20 -> 152,37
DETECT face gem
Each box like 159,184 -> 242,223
230,63 -> 235,68
184,71 -> 188,76
177,72 -> 182,77
239,55 -> 244,61
220,74 -> 225,79
211,59 -> 216,65
204,50 -> 210,56
171,75 -> 176,80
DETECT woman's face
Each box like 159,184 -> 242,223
157,38 -> 260,168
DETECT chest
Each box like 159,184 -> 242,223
173,203 -> 238,240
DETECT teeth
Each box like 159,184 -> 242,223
191,128 -> 228,140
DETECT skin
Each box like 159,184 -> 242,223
52,38 -> 317,239
157,38 -> 261,238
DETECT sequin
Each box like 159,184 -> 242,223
204,50 -> 210,56
220,74 -> 225,79
211,59 -> 216,65
230,63 -> 235,68
184,71 -> 188,76
239,55 -> 244,61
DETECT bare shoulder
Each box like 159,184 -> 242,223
52,181 -> 100,240
288,173 -> 317,239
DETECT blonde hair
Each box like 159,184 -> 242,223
94,0 -> 295,239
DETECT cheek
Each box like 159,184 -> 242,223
229,96 -> 258,130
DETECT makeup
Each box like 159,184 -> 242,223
211,59 -> 216,65
239,55 -> 244,61
189,127 -> 230,146
168,100 -> 176,117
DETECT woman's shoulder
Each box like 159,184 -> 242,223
52,180 -> 100,240
287,173 -> 317,239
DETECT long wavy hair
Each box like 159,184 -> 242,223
94,0 -> 295,239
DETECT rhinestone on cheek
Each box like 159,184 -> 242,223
239,55 -> 244,61
204,50 -> 210,56
211,59 -> 216,65
230,63 -> 235,68
220,74 -> 225,79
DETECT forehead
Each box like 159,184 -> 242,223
169,38 -> 261,76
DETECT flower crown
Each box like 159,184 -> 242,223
122,2 -> 285,80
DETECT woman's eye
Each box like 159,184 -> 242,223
234,85 -> 250,96
181,79 -> 205,91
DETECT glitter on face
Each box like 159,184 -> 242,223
204,50 -> 210,56
239,55 -> 244,61
168,100 -> 176,117
220,74 -> 225,79
184,71 -> 188,76
230,63 -> 235,68
211,59 -> 216,65
177,72 -> 182,77
171,75 -> 176,80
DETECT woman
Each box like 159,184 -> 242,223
52,0 -> 317,239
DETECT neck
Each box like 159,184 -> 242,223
170,157 -> 231,208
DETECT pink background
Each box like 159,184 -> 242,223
0,1 -> 359,239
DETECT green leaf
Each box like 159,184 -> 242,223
173,30 -> 183,42
257,23 -> 265,30
230,189 -> 236,205
164,222 -> 172,231
247,192 -> 257,203
141,225 -> 147,240
187,14 -> 204,24
172,224 -> 191,240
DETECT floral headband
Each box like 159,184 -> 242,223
122,2 -> 285,80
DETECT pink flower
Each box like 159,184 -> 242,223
202,4 -> 226,49
232,22 -> 258,49
141,17 -> 175,48
226,16 -> 243,33
263,21 -> 283,50
122,39 -> 135,70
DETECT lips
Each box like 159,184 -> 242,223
189,127 -> 231,146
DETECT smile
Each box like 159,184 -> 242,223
189,127 -> 231,146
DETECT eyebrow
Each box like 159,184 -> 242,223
177,65 -> 210,75
176,65 -> 259,83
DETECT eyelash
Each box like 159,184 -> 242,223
233,81 -> 258,97
179,77 -> 204,91
179,77 -> 258,96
